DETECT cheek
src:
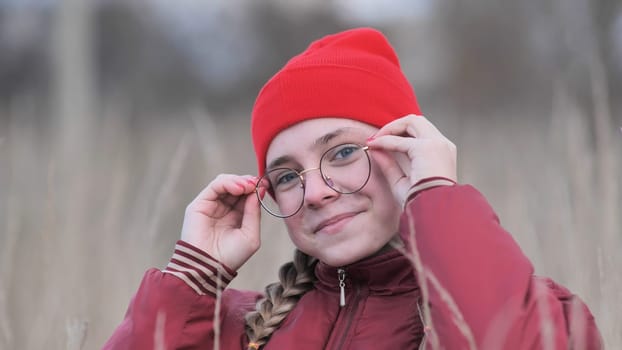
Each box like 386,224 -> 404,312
370,164 -> 399,206
283,216 -> 306,244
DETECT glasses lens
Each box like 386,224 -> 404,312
320,144 -> 370,194
257,168 -> 304,218
257,144 -> 370,218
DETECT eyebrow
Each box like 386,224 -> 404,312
267,155 -> 293,171
313,128 -> 349,147
266,127 -> 353,171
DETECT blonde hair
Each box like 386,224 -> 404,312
244,249 -> 318,349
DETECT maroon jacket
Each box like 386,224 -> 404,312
104,185 -> 602,349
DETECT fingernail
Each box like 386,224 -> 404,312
366,136 -> 375,142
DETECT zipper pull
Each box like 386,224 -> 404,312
338,268 -> 346,307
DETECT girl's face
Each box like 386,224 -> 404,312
265,118 -> 401,267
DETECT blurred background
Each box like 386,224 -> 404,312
0,0 -> 620,348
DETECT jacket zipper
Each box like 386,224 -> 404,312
338,268 -> 346,307
333,268 -> 362,350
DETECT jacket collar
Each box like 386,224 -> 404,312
314,248 -> 419,294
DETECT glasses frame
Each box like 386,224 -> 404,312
255,144 -> 371,218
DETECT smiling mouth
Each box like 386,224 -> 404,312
314,212 -> 359,234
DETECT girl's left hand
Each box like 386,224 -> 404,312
366,114 -> 457,205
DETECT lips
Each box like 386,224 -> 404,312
313,212 -> 359,234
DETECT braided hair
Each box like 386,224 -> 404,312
244,249 -> 317,349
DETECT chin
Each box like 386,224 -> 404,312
317,247 -> 377,267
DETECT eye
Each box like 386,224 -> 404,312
335,146 -> 356,159
267,169 -> 300,192
330,144 -> 361,161
276,171 -> 298,185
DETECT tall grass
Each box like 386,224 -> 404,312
1,90 -> 619,348
1,9 -> 620,346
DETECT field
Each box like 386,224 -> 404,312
1,95 -> 620,348
0,1 -> 620,348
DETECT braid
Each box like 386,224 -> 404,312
245,249 -> 317,349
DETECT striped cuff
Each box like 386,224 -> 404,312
162,240 -> 237,297
404,176 -> 457,207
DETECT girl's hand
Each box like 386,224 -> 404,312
180,174 -> 262,271
366,115 -> 457,206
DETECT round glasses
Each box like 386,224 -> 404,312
255,143 -> 371,218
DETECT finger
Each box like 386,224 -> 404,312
217,177 -> 259,208
373,115 -> 442,139
370,150 -> 412,204
240,193 -> 261,244
197,174 -> 257,202
367,134 -> 420,155
188,175 -> 257,219
370,150 -> 407,187
231,176 -> 260,196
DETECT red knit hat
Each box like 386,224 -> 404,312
251,27 -> 421,175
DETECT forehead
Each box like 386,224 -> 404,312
266,118 -> 378,165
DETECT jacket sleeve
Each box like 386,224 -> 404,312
103,240 -> 261,350
400,184 -> 603,350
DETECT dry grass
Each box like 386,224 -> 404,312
1,0 -> 619,347
0,86 -> 620,349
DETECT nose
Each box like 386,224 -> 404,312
302,168 -> 338,208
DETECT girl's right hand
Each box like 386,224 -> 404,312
180,174 -> 262,271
